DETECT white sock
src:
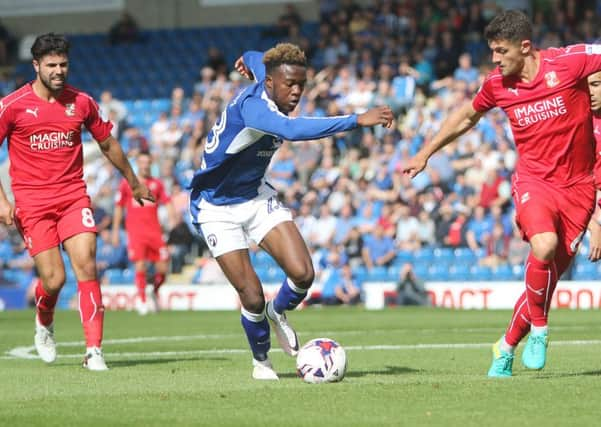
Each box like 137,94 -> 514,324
499,337 -> 515,354
531,325 -> 548,335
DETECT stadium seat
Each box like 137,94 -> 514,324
470,265 -> 492,281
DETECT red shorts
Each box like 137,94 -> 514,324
127,232 -> 169,262
512,176 -> 595,258
14,195 -> 97,257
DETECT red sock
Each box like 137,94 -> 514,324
135,270 -> 147,302
35,279 -> 58,326
153,272 -> 166,294
525,253 -> 557,327
505,291 -> 531,346
78,280 -> 104,348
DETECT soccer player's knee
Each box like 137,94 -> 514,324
290,262 -> 315,289
531,238 -> 557,261
243,294 -> 266,314
41,271 -> 66,293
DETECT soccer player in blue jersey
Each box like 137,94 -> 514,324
189,43 -> 393,380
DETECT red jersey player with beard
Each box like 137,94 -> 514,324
112,152 -> 175,315
0,33 -> 154,370
586,71 -> 601,261
404,10 -> 601,377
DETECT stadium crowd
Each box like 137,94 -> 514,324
1,0 -> 600,305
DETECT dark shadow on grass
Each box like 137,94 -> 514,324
95,356 -> 229,368
277,365 -> 420,379
531,369 -> 601,379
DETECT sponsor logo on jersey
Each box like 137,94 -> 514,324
507,87 -> 519,96
65,103 -> 75,116
257,137 -> 282,157
544,71 -> 560,88
25,107 -> 38,118
512,95 -> 567,127
29,130 -> 75,150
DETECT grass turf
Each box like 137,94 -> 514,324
1,307 -> 601,426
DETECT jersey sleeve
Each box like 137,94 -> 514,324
0,99 -> 14,145
115,179 -> 129,207
472,74 -> 497,113
241,96 -> 358,141
83,95 -> 113,142
242,51 -> 266,83
557,44 -> 601,80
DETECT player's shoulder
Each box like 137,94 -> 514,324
542,44 -> 587,61
0,83 -> 32,113
62,84 -> 95,103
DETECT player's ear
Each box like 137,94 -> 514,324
32,59 -> 39,73
265,74 -> 273,91
520,39 -> 532,55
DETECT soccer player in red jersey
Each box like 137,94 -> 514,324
0,33 -> 154,370
586,71 -> 601,261
112,152 -> 174,315
404,10 -> 601,377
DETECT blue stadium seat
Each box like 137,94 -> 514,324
493,264 -> 513,281
470,265 -> 492,281
448,266 -> 470,281
433,247 -> 454,264
366,266 -> 388,282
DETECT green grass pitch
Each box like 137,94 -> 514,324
2,307 -> 601,426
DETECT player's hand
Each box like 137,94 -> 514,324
234,56 -> 254,80
589,220 -> 601,262
402,152 -> 429,179
0,200 -> 14,226
357,106 -> 394,128
132,182 -> 155,206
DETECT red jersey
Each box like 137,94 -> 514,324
116,177 -> 170,236
473,44 -> 601,187
0,82 -> 112,206
593,114 -> 601,188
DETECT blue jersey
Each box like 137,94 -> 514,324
189,51 -> 358,205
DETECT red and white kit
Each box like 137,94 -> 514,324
115,177 -> 170,262
0,82 -> 112,256
473,44 -> 601,339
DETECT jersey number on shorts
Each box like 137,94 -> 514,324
81,208 -> 96,228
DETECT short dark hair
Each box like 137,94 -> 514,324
30,33 -> 70,61
484,9 -> 532,43
263,43 -> 307,74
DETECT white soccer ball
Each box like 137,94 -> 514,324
296,338 -> 347,383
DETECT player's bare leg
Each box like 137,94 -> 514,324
149,259 -> 169,313
64,232 -> 108,371
216,249 -> 277,380
134,260 -> 149,315
32,247 -> 66,364
260,221 -> 314,356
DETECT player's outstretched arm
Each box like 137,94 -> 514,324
403,101 -> 483,178
242,98 -> 392,142
0,183 -> 13,225
357,106 -> 394,128
97,136 -> 155,206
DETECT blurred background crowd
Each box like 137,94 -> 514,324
0,0 -> 600,307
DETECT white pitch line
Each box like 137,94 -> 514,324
3,339 -> 601,361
